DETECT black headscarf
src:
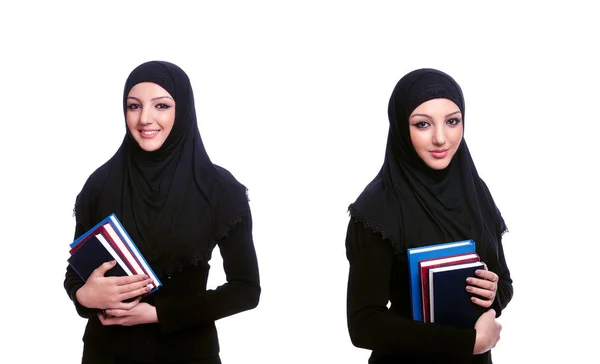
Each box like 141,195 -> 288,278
75,61 -> 249,278
349,68 -> 507,262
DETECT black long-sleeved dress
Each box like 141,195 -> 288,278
64,214 -> 260,364
345,218 -> 513,364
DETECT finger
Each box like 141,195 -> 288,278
466,277 -> 496,291
113,274 -> 150,286
466,285 -> 495,300
470,296 -> 492,308
117,278 -> 153,295
115,295 -> 143,310
99,313 -> 121,326
98,312 -> 113,325
118,285 -> 152,303
474,269 -> 497,282
104,308 -> 129,317
90,261 -> 117,278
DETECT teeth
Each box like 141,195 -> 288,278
141,130 -> 158,135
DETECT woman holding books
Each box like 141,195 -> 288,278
64,61 -> 260,363
345,68 -> 513,364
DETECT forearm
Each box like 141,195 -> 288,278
346,220 -> 476,360
64,265 -> 98,319
349,306 -> 476,359
489,237 -> 513,317
156,217 -> 260,334
492,279 -> 513,317
154,278 -> 260,334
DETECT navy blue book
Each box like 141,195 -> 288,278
67,234 -> 129,280
428,261 -> 487,328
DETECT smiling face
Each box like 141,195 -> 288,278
126,82 -> 176,152
408,98 -> 464,170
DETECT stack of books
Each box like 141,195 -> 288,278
407,240 -> 486,328
68,213 -> 161,296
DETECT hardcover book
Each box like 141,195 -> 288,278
428,261 -> 487,328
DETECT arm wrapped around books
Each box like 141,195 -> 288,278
154,214 -> 261,335
345,219 -> 476,362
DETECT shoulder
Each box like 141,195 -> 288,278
73,156 -> 119,223
77,158 -> 115,200
212,164 -> 248,200
345,216 -> 395,261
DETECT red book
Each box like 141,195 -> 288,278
419,253 -> 480,323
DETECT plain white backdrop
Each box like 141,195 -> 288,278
1,1 -> 598,363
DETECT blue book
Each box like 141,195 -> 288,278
429,261 -> 487,328
407,240 -> 476,321
68,234 -> 129,280
69,213 -> 162,295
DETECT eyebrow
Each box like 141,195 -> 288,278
127,96 -> 174,101
410,110 -> 461,119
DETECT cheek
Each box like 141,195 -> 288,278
409,129 -> 429,154
159,112 -> 176,135
450,125 -> 464,146
125,112 -> 137,133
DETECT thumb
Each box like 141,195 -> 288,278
91,260 -> 117,277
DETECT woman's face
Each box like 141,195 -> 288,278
126,82 -> 176,152
408,98 -> 463,170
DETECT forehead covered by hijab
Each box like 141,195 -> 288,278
388,68 -> 465,126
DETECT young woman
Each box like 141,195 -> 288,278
64,61 -> 260,364
346,68 -> 512,364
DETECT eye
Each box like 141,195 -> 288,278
156,103 -> 171,109
447,118 -> 461,126
127,103 -> 140,110
413,121 -> 430,129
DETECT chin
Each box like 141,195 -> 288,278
137,141 -> 163,152
426,159 -> 451,170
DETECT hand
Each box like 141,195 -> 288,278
99,302 -> 158,326
466,263 -> 498,308
75,260 -> 153,310
473,309 -> 502,355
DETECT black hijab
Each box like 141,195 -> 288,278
349,68 -> 507,262
75,61 -> 249,278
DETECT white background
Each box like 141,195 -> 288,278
1,1 -> 598,363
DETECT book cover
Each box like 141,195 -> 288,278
419,253 -> 480,323
407,240 -> 476,321
429,261 -> 487,328
67,234 -> 129,280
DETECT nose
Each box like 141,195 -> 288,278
432,125 -> 446,146
140,106 -> 151,125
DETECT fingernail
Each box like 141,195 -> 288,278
466,286 -> 473,292
111,260 -> 117,265
145,286 -> 152,292
466,278 -> 472,283
471,297 -> 476,302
